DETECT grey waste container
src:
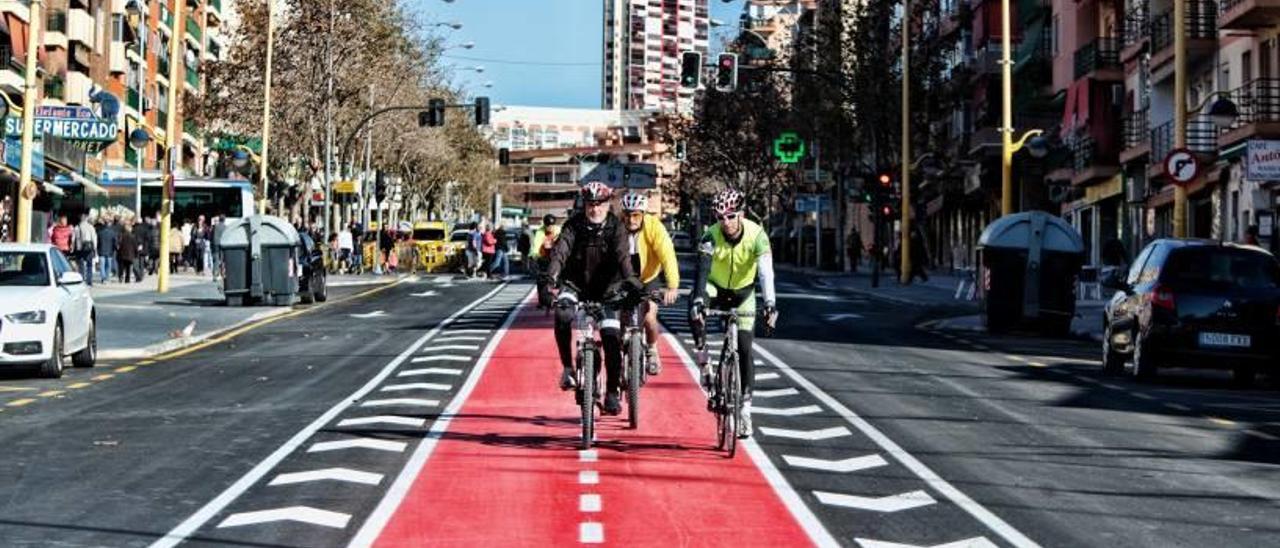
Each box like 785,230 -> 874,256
218,215 -> 301,306
976,211 -> 1085,336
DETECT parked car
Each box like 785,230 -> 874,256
1102,239 -> 1280,385
0,244 -> 96,378
411,221 -> 454,272
297,233 -> 328,304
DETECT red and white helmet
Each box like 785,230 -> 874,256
580,181 -> 614,202
620,192 -> 649,212
711,188 -> 745,215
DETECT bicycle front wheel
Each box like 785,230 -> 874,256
580,345 -> 596,449
723,352 -> 740,458
626,335 -> 643,430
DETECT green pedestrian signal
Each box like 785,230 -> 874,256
773,132 -> 805,164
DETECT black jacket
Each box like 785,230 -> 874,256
546,212 -> 638,300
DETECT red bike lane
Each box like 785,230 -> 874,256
371,303 -> 816,546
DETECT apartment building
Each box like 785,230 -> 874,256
603,0 -> 710,112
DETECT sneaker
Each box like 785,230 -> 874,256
737,396 -> 753,439
645,345 -> 661,376
603,391 -> 622,416
559,367 -> 576,391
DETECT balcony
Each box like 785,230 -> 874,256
183,119 -> 201,138
68,7 -> 94,48
43,75 -> 64,101
970,41 -> 1004,78
1071,134 -> 1121,186
1121,4 -> 1149,62
1148,118 -> 1219,178
185,16 -> 203,49
45,10 -> 68,49
1150,2 -> 1217,80
1073,38 -> 1122,81
0,45 -> 24,92
1,1 -> 30,22
1219,0 -> 1280,29
1218,78 -> 1280,147
158,55 -> 171,82
66,71 -> 93,105
184,65 -> 200,92
161,5 -> 173,31
110,43 -> 128,73
1121,108 -> 1150,163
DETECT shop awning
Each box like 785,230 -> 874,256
54,171 -> 108,195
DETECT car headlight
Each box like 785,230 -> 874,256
5,310 -> 47,324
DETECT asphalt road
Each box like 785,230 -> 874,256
1,263 -> 1277,547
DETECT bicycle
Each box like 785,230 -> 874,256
697,307 -> 743,458
560,283 -> 607,449
620,291 -> 661,430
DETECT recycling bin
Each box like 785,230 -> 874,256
218,215 -> 302,306
976,211 -> 1086,336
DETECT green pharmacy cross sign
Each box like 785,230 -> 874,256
773,132 -> 805,164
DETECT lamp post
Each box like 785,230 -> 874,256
126,0 -> 146,218
157,1 -> 186,293
258,0 -> 274,215
14,0 -> 42,243
900,0 -> 912,285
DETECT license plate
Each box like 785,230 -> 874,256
1198,332 -> 1251,348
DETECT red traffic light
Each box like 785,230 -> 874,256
882,205 -> 892,217
878,173 -> 892,187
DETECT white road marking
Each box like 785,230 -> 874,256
755,345 -> 1041,548
752,405 -> 823,417
856,537 -> 998,548
360,398 -> 439,408
579,470 -> 600,485
410,290 -> 439,297
783,454 -> 889,473
443,329 -> 490,335
579,449 -> 598,463
337,416 -> 425,428
308,439 -> 407,454
1165,403 -> 1192,411
397,368 -> 464,377
755,372 -> 781,381
580,494 -> 602,512
269,468 -> 383,486
432,336 -> 485,343
754,388 -> 800,399
350,288 -> 530,546
410,355 -> 471,363
217,506 -> 351,529
381,383 -> 452,392
152,284 -> 510,548
349,311 -> 386,319
420,345 -> 480,352
823,313 -> 864,321
814,490 -> 936,512
580,522 -> 604,543
758,426 -> 852,441
1133,393 -> 1156,401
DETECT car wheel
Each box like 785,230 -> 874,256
40,323 -> 65,379
314,271 -> 328,302
72,318 -> 96,368
299,276 -> 315,304
1131,331 -> 1157,381
1231,367 -> 1257,388
1102,324 -> 1124,375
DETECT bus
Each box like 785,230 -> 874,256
139,178 -> 256,221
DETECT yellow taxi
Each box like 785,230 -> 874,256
411,221 -> 453,272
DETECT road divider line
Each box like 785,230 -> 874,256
217,506 -> 351,530
308,439 -> 407,454
419,345 -> 480,352
755,345 -> 1042,548
752,405 -> 823,417
754,388 -> 800,399
381,382 -> 452,392
409,355 -> 471,363
150,284 -> 511,548
91,374 -> 114,381
7,398 -> 36,407
782,454 -> 888,474
269,468 -> 383,487
431,336 -> 485,343
442,329 -> 490,335
578,470 -> 600,485
67,382 -> 91,389
350,288 -> 532,547
580,494 -> 601,512
580,522 -> 604,544
116,365 -> 138,373
755,372 -> 781,381
397,368 -> 463,377
360,398 -> 439,408
758,426 -> 851,441
814,490 -> 936,512
338,416 -> 426,428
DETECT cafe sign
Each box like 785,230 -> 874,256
4,105 -> 120,143
1246,139 -> 1280,181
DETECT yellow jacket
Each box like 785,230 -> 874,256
633,214 -> 680,289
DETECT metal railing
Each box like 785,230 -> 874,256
1151,118 -> 1218,161
1227,78 -> 1280,128
1073,37 -> 1121,79
1122,3 -> 1149,50
1151,1 -> 1217,52
1123,108 -> 1149,151
1071,135 -> 1101,172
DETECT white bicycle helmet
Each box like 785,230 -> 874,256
620,192 -> 649,212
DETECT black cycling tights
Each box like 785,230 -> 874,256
690,316 -> 755,397
555,306 -> 623,394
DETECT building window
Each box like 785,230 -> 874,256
112,14 -> 125,42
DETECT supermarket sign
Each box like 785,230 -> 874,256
4,105 -> 119,142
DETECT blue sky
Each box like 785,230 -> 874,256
421,0 -> 746,109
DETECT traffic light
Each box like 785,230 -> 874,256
375,170 -> 387,203
878,173 -> 892,189
715,53 -> 738,92
420,98 -> 447,127
475,96 -> 490,126
498,147 -> 510,166
674,140 -> 687,162
680,51 -> 702,89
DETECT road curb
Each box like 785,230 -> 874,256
98,276 -> 408,362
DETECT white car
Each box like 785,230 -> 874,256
0,244 -> 96,377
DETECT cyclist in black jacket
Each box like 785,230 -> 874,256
543,182 -> 641,416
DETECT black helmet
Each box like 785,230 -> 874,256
543,214 -> 557,226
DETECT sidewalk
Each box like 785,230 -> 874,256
91,272 -> 406,361
779,264 -> 1106,341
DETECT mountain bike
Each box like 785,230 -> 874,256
620,291 -> 661,430
700,307 -> 743,458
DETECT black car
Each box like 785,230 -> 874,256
298,233 -> 329,304
1102,239 -> 1280,384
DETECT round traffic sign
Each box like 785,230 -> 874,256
1164,148 -> 1200,185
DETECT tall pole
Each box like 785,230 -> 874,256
14,0 -> 41,243
1000,0 -> 1015,216
322,0 -> 335,241
899,0 -> 912,285
1173,0 -> 1188,237
158,1 -> 184,293
258,0 -> 274,215
135,10 -> 144,219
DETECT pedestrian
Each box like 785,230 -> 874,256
481,222 -> 496,279
350,222 -> 364,273
490,224 -> 509,281
50,215 -> 74,255
133,216 -> 152,281
181,218 -> 194,271
847,228 -> 862,273
379,226 -> 395,274
73,214 -> 97,284
465,222 -> 482,277
908,225 -> 930,283
338,224 -> 354,273
1243,225 -> 1261,246
97,216 -> 119,284
211,215 -> 226,278
0,195 -> 12,243
168,222 -> 185,275
196,215 -> 212,275
517,221 -> 532,273
148,216 -> 161,275
117,222 -> 139,283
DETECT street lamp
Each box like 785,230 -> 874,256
126,0 -> 146,219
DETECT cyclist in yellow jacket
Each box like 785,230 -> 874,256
620,192 -> 680,375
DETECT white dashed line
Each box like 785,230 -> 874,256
269,468 -> 383,486
578,470 -> 599,485
381,383 -> 452,392
420,345 -> 481,352
755,372 -> 780,381
579,494 -> 602,512
580,522 -> 604,543
410,355 -> 472,363
578,450 -> 598,463
337,416 -> 425,428
397,368 -> 464,377
217,507 -> 350,530
814,490 -> 937,512
308,439 -> 407,454
360,398 -> 439,408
